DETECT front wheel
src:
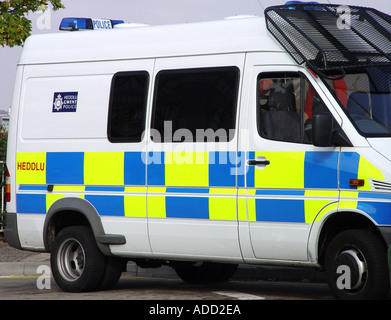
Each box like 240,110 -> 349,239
51,226 -> 106,292
324,229 -> 390,300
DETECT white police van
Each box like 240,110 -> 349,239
5,2 -> 391,299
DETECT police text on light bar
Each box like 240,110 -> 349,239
59,17 -> 124,31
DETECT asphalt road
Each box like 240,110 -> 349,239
0,273 -> 334,300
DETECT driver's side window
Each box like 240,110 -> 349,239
257,72 -> 328,144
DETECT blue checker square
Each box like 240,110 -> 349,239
124,152 -> 146,185
16,194 -> 46,214
256,198 -> 305,223
85,195 -> 124,216
166,196 -> 209,219
147,151 -> 165,186
46,152 -> 84,184
304,151 -> 338,189
208,151 -> 236,187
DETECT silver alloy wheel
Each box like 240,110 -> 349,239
57,238 -> 85,282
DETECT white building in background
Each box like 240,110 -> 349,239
0,109 -> 9,131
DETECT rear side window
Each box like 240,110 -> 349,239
151,67 -> 239,142
108,72 -> 149,142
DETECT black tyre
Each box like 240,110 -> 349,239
174,262 -> 238,284
51,226 -> 106,292
325,229 -> 390,300
98,257 -> 126,290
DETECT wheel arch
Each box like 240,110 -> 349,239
43,197 -> 125,255
316,210 -> 386,268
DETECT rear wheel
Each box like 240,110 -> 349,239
51,226 -> 106,292
324,229 -> 390,300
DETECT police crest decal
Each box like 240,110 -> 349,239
53,92 -> 78,112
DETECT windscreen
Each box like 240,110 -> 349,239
325,66 -> 391,137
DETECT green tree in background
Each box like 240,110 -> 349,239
0,0 -> 65,48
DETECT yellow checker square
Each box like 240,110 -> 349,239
209,188 -> 237,221
16,152 -> 47,184
124,187 -> 147,218
84,152 -> 124,185
238,189 -> 247,221
358,157 -> 385,191
254,151 -> 305,189
247,189 -> 256,222
46,194 -> 64,212
53,186 -> 86,192
147,187 -> 166,218
165,151 -> 209,187
304,190 -> 338,223
339,191 -> 358,210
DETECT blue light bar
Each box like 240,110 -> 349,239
284,1 -> 322,11
59,17 -> 124,31
59,18 -> 93,31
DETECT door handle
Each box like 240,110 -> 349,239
248,159 -> 270,166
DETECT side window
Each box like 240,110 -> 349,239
151,67 -> 239,142
108,71 -> 149,142
257,72 -> 328,144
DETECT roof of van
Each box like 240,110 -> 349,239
19,16 -> 285,65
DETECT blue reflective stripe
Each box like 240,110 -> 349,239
255,189 -> 305,196
166,188 -> 209,194
85,186 -> 125,192
19,185 -> 47,191
358,192 -> 391,200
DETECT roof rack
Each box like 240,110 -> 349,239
265,4 -> 391,78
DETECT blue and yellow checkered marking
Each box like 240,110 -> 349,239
16,185 -> 238,220
15,151 -> 390,225
246,151 -> 340,189
17,151 -> 236,187
147,151 -> 236,187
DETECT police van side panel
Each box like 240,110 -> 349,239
13,52 -> 391,263
13,59 -> 154,256
12,53 -> 250,263
238,52 -> 343,264
239,52 -> 391,271
145,53 -> 245,262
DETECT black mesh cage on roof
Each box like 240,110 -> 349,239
265,3 -> 391,78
